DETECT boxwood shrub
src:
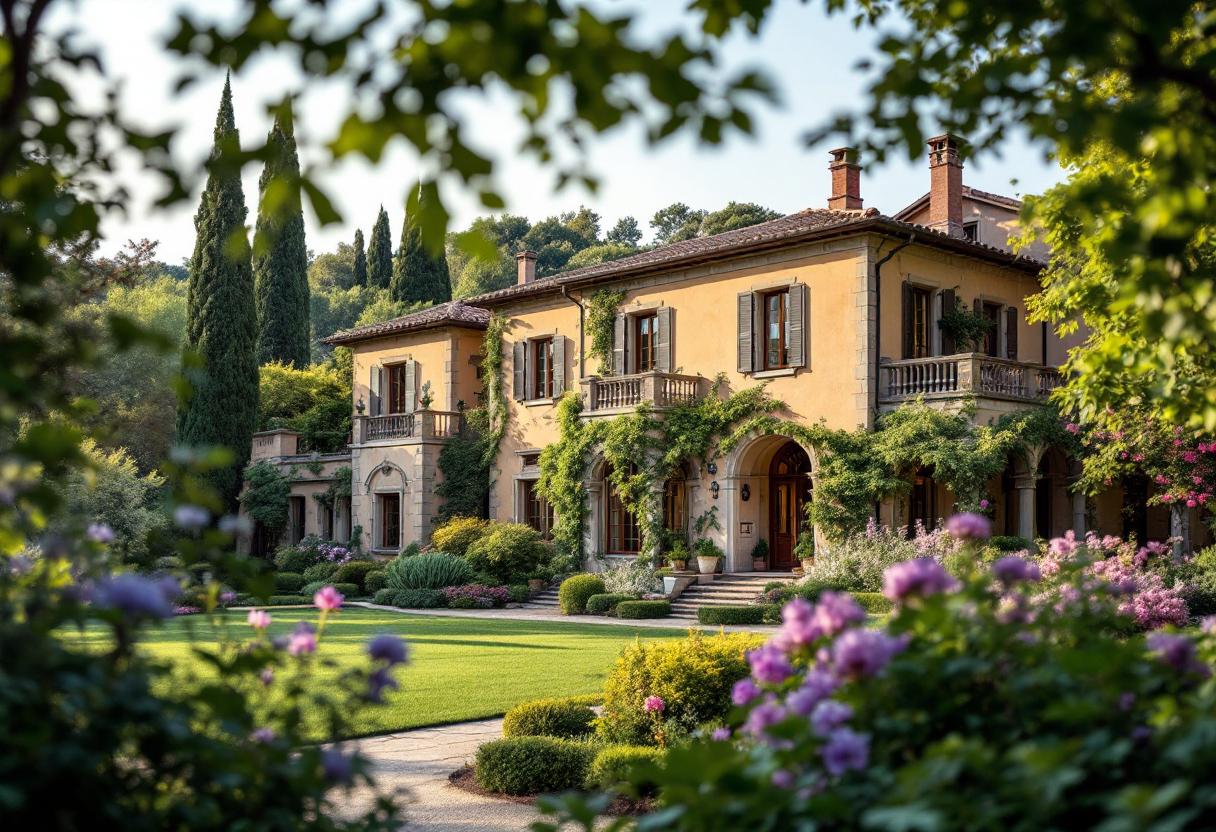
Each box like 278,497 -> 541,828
502,696 -> 597,739
332,560 -> 381,593
586,745 -> 665,796
365,569 -> 388,595
507,584 -> 532,603
559,574 -> 607,614
265,595 -> 311,606
274,572 -> 305,593
474,737 -> 596,796
696,605 -> 767,626
616,600 -> 671,619
586,593 -> 638,615
853,591 -> 894,614
330,582 -> 358,599
302,562 -> 340,583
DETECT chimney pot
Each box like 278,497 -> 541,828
827,147 -> 863,210
516,250 -> 537,285
927,134 -> 965,237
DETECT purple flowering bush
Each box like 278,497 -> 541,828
538,527 -> 1216,832
442,584 -> 511,608
801,518 -> 964,593
273,535 -> 356,574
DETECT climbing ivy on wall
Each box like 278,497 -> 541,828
435,313 -> 510,521
313,466 -> 352,509
537,375 -> 783,564
586,288 -> 627,375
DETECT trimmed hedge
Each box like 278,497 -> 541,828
474,737 -> 596,796
274,572 -> 305,593
697,605 -> 767,626
330,582 -> 358,598
586,745 -> 665,796
374,587 -> 446,608
502,696 -> 596,739
365,569 -> 388,595
333,560 -> 382,593
559,575 -> 607,614
302,562 -> 340,583
853,592 -> 894,614
586,593 -> 638,615
616,600 -> 671,619
988,535 -> 1035,553
266,595 -> 311,605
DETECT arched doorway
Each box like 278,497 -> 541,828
769,442 -> 812,570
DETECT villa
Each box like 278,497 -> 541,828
244,136 -> 1210,568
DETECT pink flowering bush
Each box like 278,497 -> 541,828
801,518 -> 964,593
442,584 -> 511,609
537,520 -> 1216,832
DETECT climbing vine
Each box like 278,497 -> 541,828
537,375 -> 783,564
729,399 -> 1079,541
313,466 -> 352,508
435,313 -> 510,521
239,461 -> 291,541
586,288 -> 627,375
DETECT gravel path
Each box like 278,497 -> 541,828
335,718 -> 545,831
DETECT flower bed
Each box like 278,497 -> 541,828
443,584 -> 511,609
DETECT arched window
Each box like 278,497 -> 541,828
605,462 -> 640,554
771,443 -> 811,476
663,469 -> 687,534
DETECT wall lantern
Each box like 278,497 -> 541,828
710,481 -> 720,500
740,484 -> 751,502
707,462 -> 718,475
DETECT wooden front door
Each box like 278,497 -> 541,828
769,442 -> 812,571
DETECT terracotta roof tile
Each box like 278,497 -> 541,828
321,299 -> 489,345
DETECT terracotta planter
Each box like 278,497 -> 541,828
752,558 -> 768,571
696,555 -> 721,575
670,560 -> 687,571
791,567 -> 805,578
800,557 -> 815,573
527,579 -> 546,592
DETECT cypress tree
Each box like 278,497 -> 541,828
368,206 -> 393,289
178,74 -> 259,510
352,228 -> 368,287
253,113 -> 310,368
390,184 -> 452,305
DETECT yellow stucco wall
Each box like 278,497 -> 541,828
350,325 -> 484,416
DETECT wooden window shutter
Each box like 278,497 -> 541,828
612,314 -> 627,376
552,335 -> 566,396
404,359 -> 417,412
512,341 -> 526,401
901,281 -> 915,360
1005,307 -> 1019,360
939,288 -> 956,355
788,283 -> 807,368
656,306 -> 674,373
974,297 -> 982,313
737,292 -> 754,373
369,366 -> 382,416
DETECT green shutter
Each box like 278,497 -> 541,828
612,314 -> 626,376
737,292 -> 754,373
656,306 -> 673,373
788,284 -> 807,368
404,359 -> 417,412
512,341 -> 526,401
369,365 -> 382,416
552,336 -> 566,396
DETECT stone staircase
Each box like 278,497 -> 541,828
521,585 -> 560,610
669,573 -> 792,621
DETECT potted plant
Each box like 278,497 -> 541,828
750,540 -> 769,572
794,530 -> 816,573
419,380 -> 435,410
665,533 -> 690,572
694,538 -> 723,575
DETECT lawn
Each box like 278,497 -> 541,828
62,608 -> 694,738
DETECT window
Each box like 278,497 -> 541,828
321,505 -> 335,540
963,219 -> 979,242
388,364 -> 409,413
606,463 -> 640,554
911,287 -> 932,359
378,493 -> 401,550
522,480 -> 554,539
634,313 -> 659,373
763,290 -> 791,369
288,496 -> 305,544
522,453 -> 541,468
532,338 -> 554,399
982,302 -> 1003,357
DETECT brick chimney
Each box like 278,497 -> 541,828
927,134 -> 964,237
827,147 -> 862,210
516,250 -> 537,285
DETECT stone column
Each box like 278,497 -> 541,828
1013,474 -> 1039,541
1171,505 -> 1191,562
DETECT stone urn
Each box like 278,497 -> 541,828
696,555 -> 721,575
800,557 -> 816,573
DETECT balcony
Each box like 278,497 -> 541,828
357,410 -> 465,444
880,353 -> 1064,407
579,371 -> 707,415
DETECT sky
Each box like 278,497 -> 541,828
49,0 -> 1065,265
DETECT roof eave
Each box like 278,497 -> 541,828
321,319 -> 488,347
